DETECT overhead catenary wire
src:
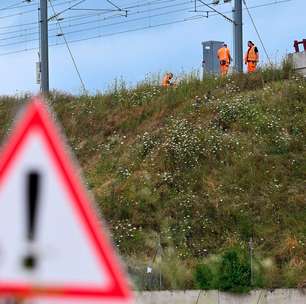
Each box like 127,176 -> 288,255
48,0 -> 87,21
0,0 -> 295,56
50,0 -> 293,44
196,0 -> 234,23
0,0 -> 278,43
0,1 -> 293,38
0,0 -> 277,34
0,2 -> 191,46
0,0 -> 187,32
0,0 -> 206,43
0,0 -> 293,52
0,1 -> 31,12
0,0 -> 83,20
48,0 -> 87,93
54,0 -> 193,22
105,0 -> 126,12
47,1 -> 198,39
0,0 -> 70,12
242,0 -> 272,65
0,13 -> 216,55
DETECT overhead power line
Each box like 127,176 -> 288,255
0,0 -> 295,57
197,0 -> 234,23
0,0 -> 201,45
0,0 -> 183,32
48,0 -> 87,21
106,0 -> 122,11
0,0 -> 83,20
0,1 -> 32,12
0,0 -> 275,43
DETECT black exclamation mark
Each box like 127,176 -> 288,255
23,171 -> 40,270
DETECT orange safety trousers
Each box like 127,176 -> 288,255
220,63 -> 229,76
247,61 -> 257,73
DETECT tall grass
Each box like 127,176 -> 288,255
0,62 -> 305,291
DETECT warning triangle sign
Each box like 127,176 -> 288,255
0,98 -> 133,303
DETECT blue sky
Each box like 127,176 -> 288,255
0,0 -> 305,95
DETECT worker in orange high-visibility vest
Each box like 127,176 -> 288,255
162,72 -> 174,87
217,43 -> 232,76
245,41 -> 259,73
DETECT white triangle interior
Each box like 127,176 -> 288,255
0,129 -> 112,289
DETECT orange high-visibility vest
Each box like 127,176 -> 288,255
217,47 -> 231,65
245,46 -> 259,62
162,75 -> 171,87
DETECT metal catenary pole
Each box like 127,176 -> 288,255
40,0 -> 49,94
233,0 -> 243,72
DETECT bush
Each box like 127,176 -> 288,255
194,264 -> 214,290
218,248 -> 251,293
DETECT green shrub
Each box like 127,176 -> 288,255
218,248 -> 251,293
194,264 -> 214,290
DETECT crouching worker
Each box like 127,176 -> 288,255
162,72 -> 175,87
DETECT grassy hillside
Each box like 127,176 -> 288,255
0,64 -> 305,291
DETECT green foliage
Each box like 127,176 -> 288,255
0,62 -> 305,291
218,248 -> 251,293
194,264 -> 214,290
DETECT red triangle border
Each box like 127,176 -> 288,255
0,97 -> 132,301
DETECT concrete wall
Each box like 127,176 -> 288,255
289,51 -> 306,76
135,289 -> 306,304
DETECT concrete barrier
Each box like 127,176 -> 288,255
289,51 -> 306,76
135,289 -> 306,304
